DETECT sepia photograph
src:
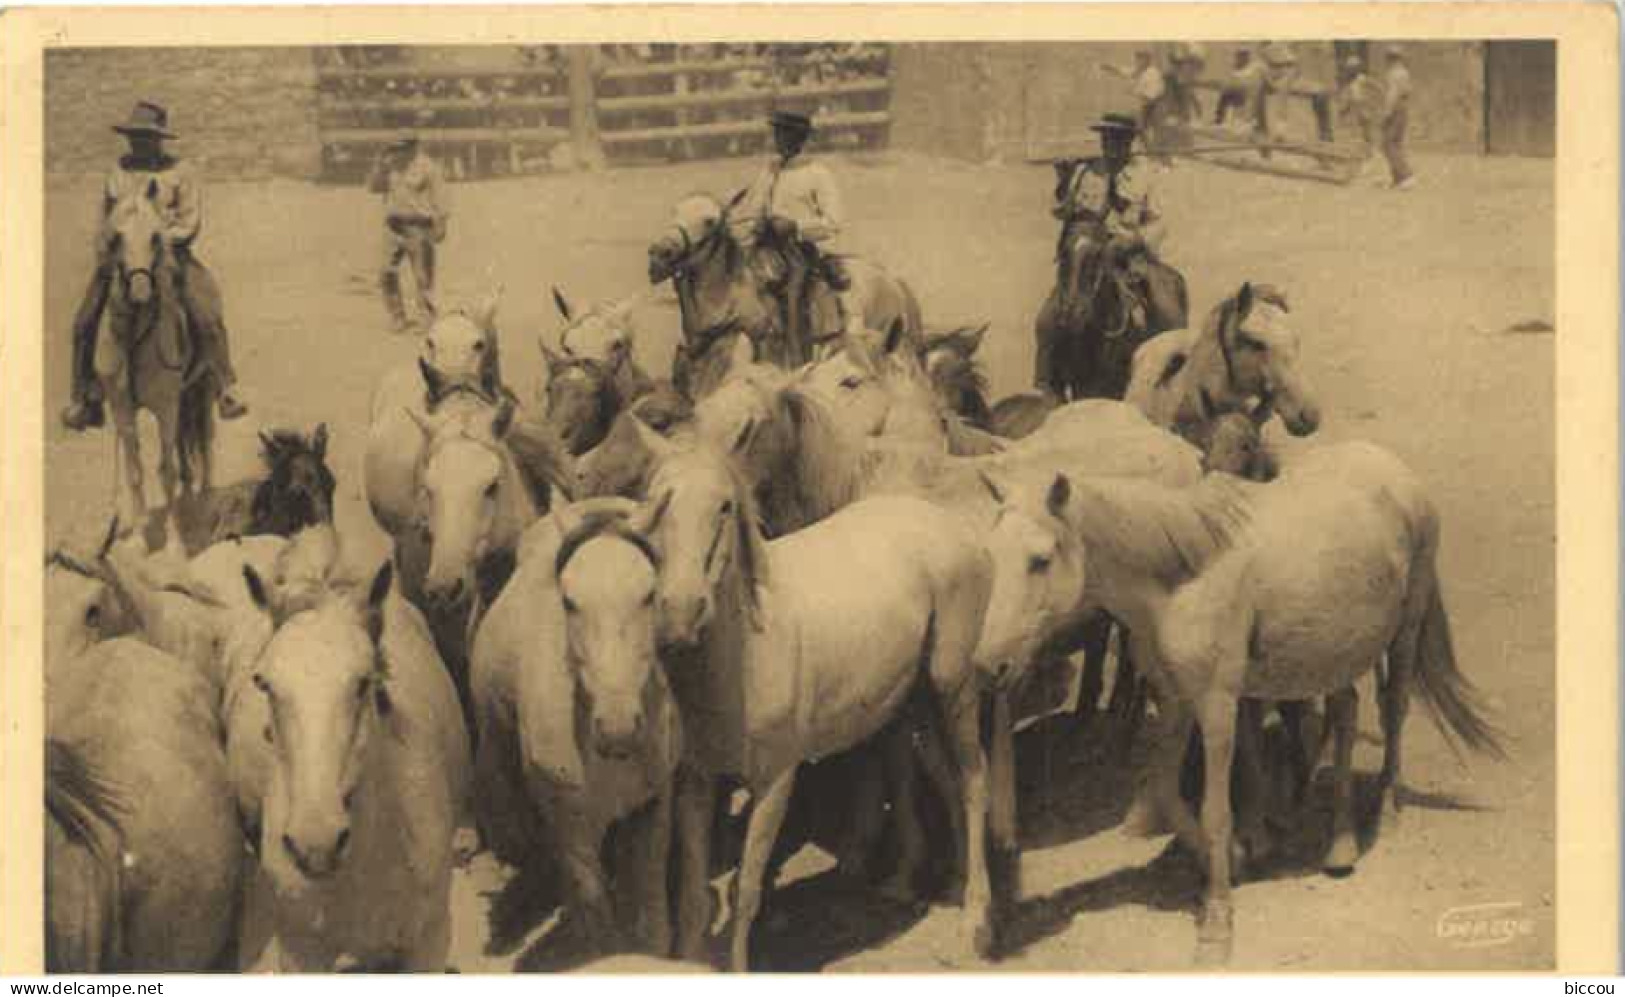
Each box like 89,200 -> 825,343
2,3 -> 1616,978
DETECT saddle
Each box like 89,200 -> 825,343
97,267 -> 198,393
1058,221 -> 1150,338
746,233 -> 856,357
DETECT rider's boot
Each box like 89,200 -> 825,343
61,397 -> 105,432
63,267 -> 110,432
217,385 -> 248,421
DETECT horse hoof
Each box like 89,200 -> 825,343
1194,935 -> 1233,969
1195,904 -> 1234,967
959,917 -> 998,962
1323,835 -> 1359,877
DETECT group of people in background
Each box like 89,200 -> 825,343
1109,41 -> 1418,190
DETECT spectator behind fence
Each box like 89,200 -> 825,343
1215,48 -> 1265,131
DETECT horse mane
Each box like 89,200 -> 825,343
781,387 -> 872,520
553,508 -> 661,578
1066,473 -> 1254,588
250,428 -> 336,531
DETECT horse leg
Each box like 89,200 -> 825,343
615,789 -> 674,957
832,748 -> 886,884
876,718 -> 926,903
557,816 -> 619,955
1121,640 -> 1199,846
1322,687 -> 1361,875
729,769 -> 795,972
673,765 -> 717,964
1229,698 -> 1273,878
1074,613 -> 1113,723
986,683 -> 1022,909
404,898 -> 453,972
1379,627 -> 1418,830
1194,689 -> 1239,967
108,391 -> 147,531
943,681 -> 995,961
152,408 -> 182,549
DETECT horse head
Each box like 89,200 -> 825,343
918,325 -> 992,429
975,471 -> 1089,683
253,424 -> 336,536
108,180 -> 169,308
796,321 -> 946,446
575,389 -> 694,500
1210,283 -> 1321,437
552,505 -> 666,759
540,343 -> 623,457
647,191 -> 744,285
421,291 -> 502,396
406,372 -> 522,609
1197,410 -> 1278,482
630,417 -> 765,649
243,560 -> 393,884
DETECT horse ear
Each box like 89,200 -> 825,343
629,487 -> 673,538
552,286 -> 573,322
490,397 -> 517,439
1047,474 -> 1072,517
881,319 -> 908,357
418,357 -> 447,407
730,416 -> 757,457
977,470 -> 1007,505
358,560 -> 392,645
243,565 -> 273,615
474,284 -> 504,330
1154,351 -> 1189,389
722,186 -> 750,219
1235,282 -> 1254,320
312,423 -> 329,461
965,324 -> 988,355
539,340 -> 564,372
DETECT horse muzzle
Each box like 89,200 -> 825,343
126,270 -> 154,305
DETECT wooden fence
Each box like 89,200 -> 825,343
315,45 -> 892,182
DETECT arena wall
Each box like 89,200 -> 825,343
45,47 -> 324,179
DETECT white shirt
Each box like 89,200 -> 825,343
734,155 -> 845,249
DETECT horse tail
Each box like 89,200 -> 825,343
1410,579 -> 1508,762
176,373 -> 218,492
44,739 -> 126,972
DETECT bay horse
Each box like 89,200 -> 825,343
97,182 -> 220,535
47,635 -> 245,972
171,424 -> 336,556
575,385 -> 696,500
916,325 -> 1058,441
233,560 -> 470,972
1012,443 -> 1505,964
647,192 -> 924,398
541,289 -> 658,456
632,433 -> 997,970
1033,163 -> 1189,402
470,498 -> 682,961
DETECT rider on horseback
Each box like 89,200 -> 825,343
61,101 -> 248,432
732,111 -> 860,365
1039,112 -> 1183,394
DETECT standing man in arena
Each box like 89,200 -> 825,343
1380,45 -> 1417,190
61,100 -> 248,432
368,133 -> 449,331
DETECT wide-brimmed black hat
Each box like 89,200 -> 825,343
1090,113 -> 1140,137
112,101 -> 176,140
768,111 -> 814,134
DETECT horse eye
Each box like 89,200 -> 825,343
473,341 -> 485,351
252,672 -> 270,694
642,590 -> 655,608
1029,554 -> 1054,573
484,481 -> 499,499
562,596 -> 578,614
719,500 -> 734,517
263,723 -> 274,744
839,375 -> 863,390
1236,334 -> 1265,351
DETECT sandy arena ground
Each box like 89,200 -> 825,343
44,148 -> 1554,971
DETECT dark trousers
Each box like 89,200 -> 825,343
1382,107 -> 1412,184
1215,86 -> 1251,126
382,217 -> 437,323
69,249 -> 238,405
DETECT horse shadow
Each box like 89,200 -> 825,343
993,712 -> 1500,960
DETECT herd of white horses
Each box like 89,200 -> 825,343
44,190 -> 1507,974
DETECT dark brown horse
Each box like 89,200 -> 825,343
171,425 -> 336,555
542,289 -> 659,456
1033,161 -> 1189,402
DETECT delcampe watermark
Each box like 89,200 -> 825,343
1435,901 -> 1537,948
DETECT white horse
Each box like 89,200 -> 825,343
470,497 -> 682,961
1012,442 -> 1505,965
232,560 -> 471,971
